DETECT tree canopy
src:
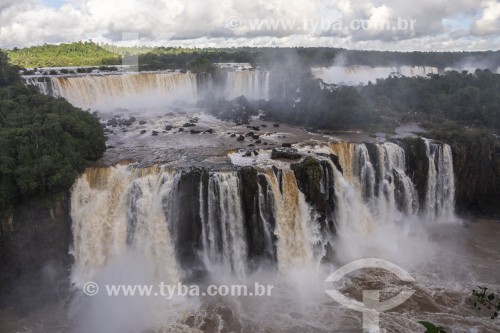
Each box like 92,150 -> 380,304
0,50 -> 106,217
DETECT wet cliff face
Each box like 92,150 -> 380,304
439,131 -> 500,217
0,197 -> 72,315
398,138 -> 430,212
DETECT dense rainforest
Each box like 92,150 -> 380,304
4,41 -> 500,71
0,51 -> 106,220
262,69 -> 500,131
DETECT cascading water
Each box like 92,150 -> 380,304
424,139 -> 455,221
380,142 -> 419,218
67,137 -> 467,332
25,68 -> 271,110
262,169 -> 317,272
70,165 -> 180,286
71,139 -> 456,281
26,73 -> 200,110
223,70 -> 270,100
201,172 -> 248,279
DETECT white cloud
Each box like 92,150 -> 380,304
472,0 -> 500,36
0,0 -> 497,51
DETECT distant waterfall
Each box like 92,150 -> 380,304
224,70 -> 270,100
25,72 -> 200,110
70,138 -> 455,284
312,65 -> 439,85
25,69 -> 270,110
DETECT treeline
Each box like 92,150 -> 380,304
6,42 -> 121,68
0,51 -> 106,219
362,69 -> 500,129
136,48 -> 256,72
263,69 -> 500,131
5,42 -> 500,71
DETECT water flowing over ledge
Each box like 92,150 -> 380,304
24,69 -> 270,110
70,139 -> 456,285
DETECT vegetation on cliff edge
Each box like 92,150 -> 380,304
0,51 -> 106,219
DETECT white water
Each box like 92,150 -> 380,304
202,172 -> 249,280
224,70 -> 270,100
424,139 -> 456,221
312,65 -> 439,85
26,72 -> 199,110
70,165 -> 180,286
25,69 -> 270,111
65,138 -> 480,333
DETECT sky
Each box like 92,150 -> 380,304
0,0 -> 499,50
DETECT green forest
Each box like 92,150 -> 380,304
262,69 -> 500,132
0,51 -> 106,219
4,41 -> 500,71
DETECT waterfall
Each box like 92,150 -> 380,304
257,180 -> 277,261
380,142 -> 418,218
312,65 -> 439,85
26,72 -> 200,110
201,172 -> 248,279
69,138 -> 456,285
25,69 -> 270,110
354,144 -> 376,202
70,166 -> 180,286
424,140 -> 455,220
263,169 -> 317,272
224,70 -> 270,100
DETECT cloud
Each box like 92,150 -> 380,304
471,0 -> 500,36
0,0 -> 497,51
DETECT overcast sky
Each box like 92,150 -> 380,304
0,0 -> 499,50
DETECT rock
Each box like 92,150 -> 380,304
178,128 -> 184,132
282,143 -> 292,148
237,135 -> 245,142
261,124 -> 268,128
246,132 -> 254,137
152,131 -> 159,136
251,126 -> 260,131
129,116 -> 137,123
255,140 -> 262,144
165,112 -> 175,117
183,123 -> 196,127
273,123 -> 280,128
263,142 -> 268,145
190,129 -> 202,134
248,144 -> 255,147
139,120 -> 147,125
165,125 -> 173,131
252,135 -> 260,140
271,147 -> 301,160
0,198 -> 72,314
205,129 -> 214,134
253,150 -> 259,156
107,118 -> 118,127
230,133 -> 236,137
140,130 -> 147,134
243,151 -> 252,157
